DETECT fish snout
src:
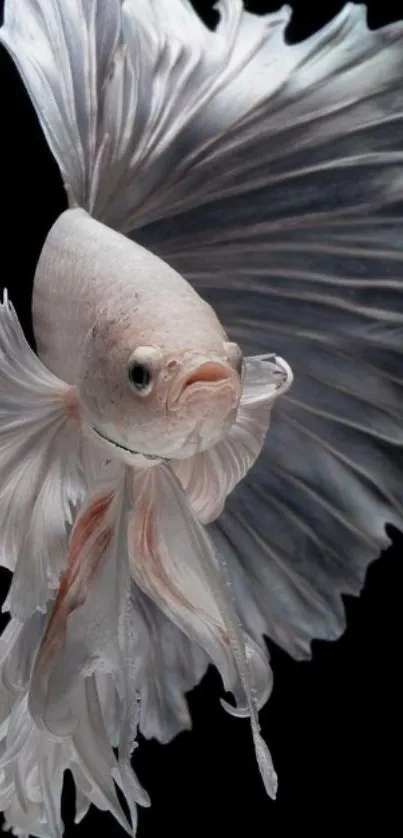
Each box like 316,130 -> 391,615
170,358 -> 242,409
183,361 -> 234,389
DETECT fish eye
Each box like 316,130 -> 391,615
128,361 -> 152,392
127,345 -> 162,395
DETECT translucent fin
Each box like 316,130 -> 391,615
0,291 -> 83,619
28,483 -> 123,737
130,584 -> 209,744
128,464 -> 276,797
0,470 -> 147,836
128,5 -> 403,658
0,614 -> 134,838
173,354 -> 292,523
0,684 -> 134,838
69,677 -> 135,836
0,0 -> 251,221
3,1 -> 403,239
0,0 -> 124,213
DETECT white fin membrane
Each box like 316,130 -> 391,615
128,464 -> 276,796
3,473 -> 150,838
0,300 -> 147,836
0,291 -> 84,619
0,614 -> 140,838
129,584 -> 209,743
22,460 -> 276,832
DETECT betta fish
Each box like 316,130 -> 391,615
0,1 -> 402,835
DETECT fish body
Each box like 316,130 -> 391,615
0,1 -> 403,836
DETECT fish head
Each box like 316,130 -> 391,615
77,307 -> 244,461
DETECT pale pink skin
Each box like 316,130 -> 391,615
33,209 -> 243,459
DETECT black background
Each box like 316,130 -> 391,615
0,1 -> 402,836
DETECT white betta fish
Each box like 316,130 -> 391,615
0,0 -> 403,835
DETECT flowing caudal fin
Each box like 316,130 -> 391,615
0,291 -> 84,619
137,3 -> 403,659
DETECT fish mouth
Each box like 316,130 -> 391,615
169,360 -> 240,409
91,425 -> 164,462
184,362 -> 233,388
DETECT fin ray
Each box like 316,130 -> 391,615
0,293 -> 84,618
